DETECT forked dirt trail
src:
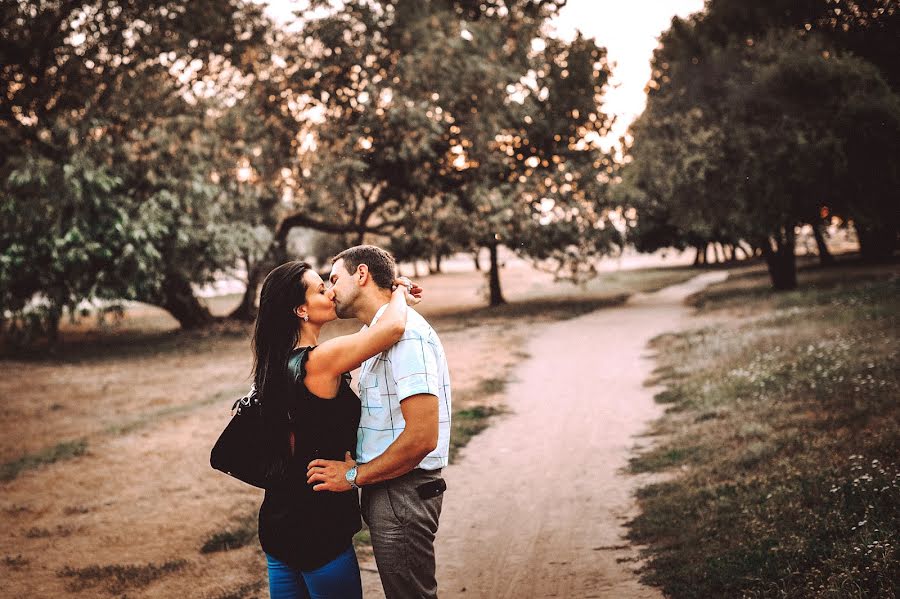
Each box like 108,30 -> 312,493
363,272 -> 728,598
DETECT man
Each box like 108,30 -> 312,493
307,245 -> 451,598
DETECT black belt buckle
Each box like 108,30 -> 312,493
416,478 -> 447,499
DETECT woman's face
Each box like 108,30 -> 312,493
301,270 -> 337,324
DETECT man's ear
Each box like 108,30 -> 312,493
356,264 -> 370,286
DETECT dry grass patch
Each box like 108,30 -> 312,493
1,439 -> 88,482
200,514 -> 258,554
205,580 -> 267,599
58,559 -> 188,594
4,554 -> 29,569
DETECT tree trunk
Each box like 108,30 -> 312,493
161,272 -> 215,329
693,244 -> 705,266
46,305 -> 62,345
228,237 -> 288,323
855,221 -> 897,263
811,222 -> 835,266
724,244 -> 734,262
473,249 -> 482,271
228,262 -> 265,322
714,243 -> 725,263
266,234 -> 290,266
487,242 -> 506,306
434,254 -> 442,273
761,227 -> 798,291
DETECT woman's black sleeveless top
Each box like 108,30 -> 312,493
257,346 -> 361,571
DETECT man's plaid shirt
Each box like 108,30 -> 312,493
356,305 -> 452,469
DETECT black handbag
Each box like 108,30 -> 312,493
210,386 -> 288,489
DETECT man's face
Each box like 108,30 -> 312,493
328,258 -> 360,319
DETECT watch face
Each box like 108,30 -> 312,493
346,467 -> 357,482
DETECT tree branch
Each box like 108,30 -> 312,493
274,207 -> 404,243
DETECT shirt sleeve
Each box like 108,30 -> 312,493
390,328 -> 440,401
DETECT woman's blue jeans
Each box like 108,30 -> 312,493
265,545 -> 362,599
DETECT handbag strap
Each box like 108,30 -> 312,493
231,385 -> 259,415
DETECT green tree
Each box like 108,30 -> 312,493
1,0 -> 270,338
440,30 -> 620,300
681,0 -> 899,90
387,194 -> 473,275
643,0 -> 899,262
621,108 -> 739,265
625,14 -> 899,289
831,76 -> 900,262
246,0 -> 618,307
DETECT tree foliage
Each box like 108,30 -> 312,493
1,0 -> 271,338
3,0 -> 624,340
622,1 -> 899,289
256,0 -> 619,305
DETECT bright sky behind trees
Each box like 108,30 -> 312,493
552,0 -> 704,148
261,0 -> 705,149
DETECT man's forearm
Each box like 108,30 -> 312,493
356,431 -> 434,486
305,395 -> 439,492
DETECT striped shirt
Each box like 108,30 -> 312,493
356,305 -> 452,470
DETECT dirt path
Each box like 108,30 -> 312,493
361,271 -> 728,598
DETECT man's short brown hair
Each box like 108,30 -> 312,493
332,245 -> 397,290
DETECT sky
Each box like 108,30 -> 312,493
551,0 -> 705,146
262,0 -> 706,147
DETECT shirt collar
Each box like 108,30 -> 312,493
368,303 -> 390,327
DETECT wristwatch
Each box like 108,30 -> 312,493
345,466 -> 360,490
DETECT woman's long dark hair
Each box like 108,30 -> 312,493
252,261 -> 312,457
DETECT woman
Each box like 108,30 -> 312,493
251,260 -> 418,599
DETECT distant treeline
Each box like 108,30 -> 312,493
619,0 -> 899,289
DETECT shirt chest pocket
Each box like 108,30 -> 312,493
359,372 -> 382,409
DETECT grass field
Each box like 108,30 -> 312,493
629,258 -> 899,598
